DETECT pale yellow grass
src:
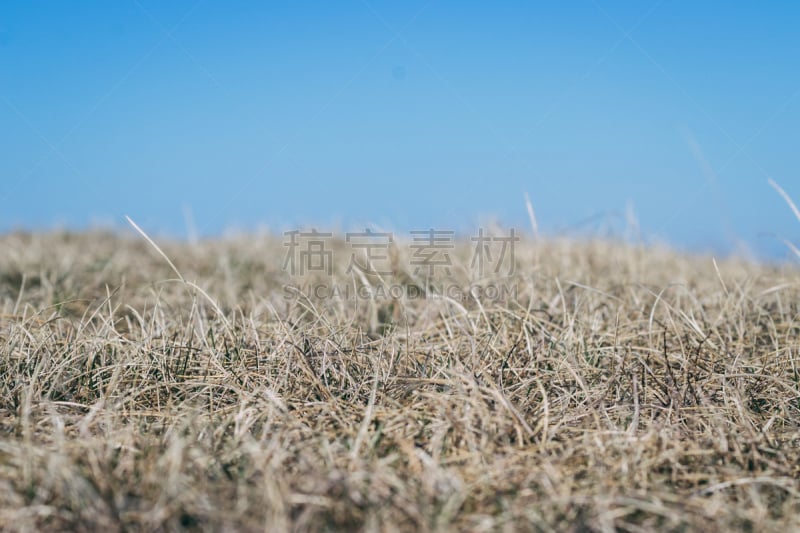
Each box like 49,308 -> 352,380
0,230 -> 798,532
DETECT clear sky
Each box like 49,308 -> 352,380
2,1 -> 800,258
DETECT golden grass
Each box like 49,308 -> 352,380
1,230 -> 799,532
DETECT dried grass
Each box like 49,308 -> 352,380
1,230 -> 799,532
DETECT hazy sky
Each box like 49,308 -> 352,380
2,1 -> 800,258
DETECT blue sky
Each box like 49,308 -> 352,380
1,1 -> 800,258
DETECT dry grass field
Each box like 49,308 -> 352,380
1,230 -> 799,531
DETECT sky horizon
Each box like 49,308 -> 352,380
2,2 -> 800,259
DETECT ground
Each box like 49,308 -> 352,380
0,231 -> 798,532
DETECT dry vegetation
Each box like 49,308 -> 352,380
1,230 -> 799,532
